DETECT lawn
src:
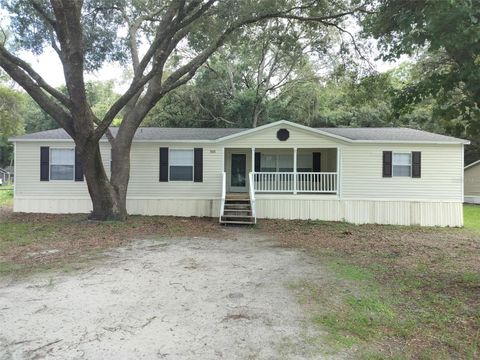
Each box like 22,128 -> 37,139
464,204 -> 480,233
0,203 -> 478,359
260,217 -> 480,359
0,185 -> 13,207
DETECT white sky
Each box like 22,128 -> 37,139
2,7 -> 406,92
19,48 -> 131,90
18,47 -> 405,93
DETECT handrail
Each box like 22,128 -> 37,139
252,171 -> 338,193
248,172 -> 256,223
219,171 -> 226,221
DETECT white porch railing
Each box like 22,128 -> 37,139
297,172 -> 337,193
219,171 -> 226,220
253,172 -> 337,193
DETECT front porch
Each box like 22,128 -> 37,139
220,147 -> 339,224
223,147 -> 339,195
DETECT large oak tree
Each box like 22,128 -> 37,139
0,0 -> 368,220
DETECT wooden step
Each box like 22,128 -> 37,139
224,204 -> 251,209
221,195 -> 255,225
220,220 -> 256,225
226,193 -> 249,198
221,214 -> 255,219
223,209 -> 252,214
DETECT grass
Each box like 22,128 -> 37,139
0,185 -> 13,207
260,214 -> 480,359
463,204 -> 480,233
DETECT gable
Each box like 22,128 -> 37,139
219,122 -> 346,148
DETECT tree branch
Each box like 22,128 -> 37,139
0,50 -> 74,135
0,47 -> 71,108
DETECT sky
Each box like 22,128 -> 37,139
19,48 -> 130,90
18,45 -> 405,93
2,7 -> 407,93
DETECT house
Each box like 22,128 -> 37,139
9,120 -> 468,226
464,160 -> 480,204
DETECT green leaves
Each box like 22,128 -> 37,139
363,0 -> 480,156
0,85 -> 24,165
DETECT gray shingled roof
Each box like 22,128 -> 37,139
10,127 -> 246,141
318,127 -> 466,143
9,125 -> 468,143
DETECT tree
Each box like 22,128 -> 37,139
0,85 -> 25,166
0,0 -> 368,220
145,19 -> 337,128
363,0 -> 480,148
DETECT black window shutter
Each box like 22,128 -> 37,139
74,147 -> 84,181
383,151 -> 392,177
412,151 -> 421,178
312,152 -> 321,172
194,148 -> 203,182
159,147 -> 169,182
254,152 -> 261,172
40,146 -> 50,181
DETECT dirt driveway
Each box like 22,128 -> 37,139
0,229 -> 332,360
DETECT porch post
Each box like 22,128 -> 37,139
336,147 -> 340,197
251,147 -> 255,173
293,147 -> 297,194
221,147 -> 225,173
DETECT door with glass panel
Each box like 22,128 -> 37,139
230,153 -> 247,192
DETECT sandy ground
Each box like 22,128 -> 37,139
0,229 -> 333,360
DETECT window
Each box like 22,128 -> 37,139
297,154 -> 312,172
50,148 -> 75,180
260,154 -> 277,172
170,149 -> 194,181
260,154 -> 294,172
392,153 -> 411,177
278,154 -> 293,172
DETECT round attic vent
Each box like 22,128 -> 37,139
277,128 -> 290,141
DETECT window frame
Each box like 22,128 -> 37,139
392,152 -> 412,177
49,147 -> 75,181
169,148 -> 195,182
260,153 -> 295,172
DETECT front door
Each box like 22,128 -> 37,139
230,153 -> 247,192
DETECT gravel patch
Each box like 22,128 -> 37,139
0,229 -> 334,359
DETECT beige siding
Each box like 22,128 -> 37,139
14,141 -> 110,198
464,164 -> 480,196
220,123 -> 344,148
14,141 -> 223,200
341,144 -> 463,201
12,124 -> 464,226
127,142 -> 222,198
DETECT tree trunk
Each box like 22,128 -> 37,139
109,140 -> 133,221
252,104 -> 263,128
80,142 -> 126,221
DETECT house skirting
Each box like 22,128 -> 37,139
14,197 -> 221,218
464,195 -> 480,204
255,197 -> 463,227
13,196 -> 463,227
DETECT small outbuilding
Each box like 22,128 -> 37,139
464,160 -> 480,204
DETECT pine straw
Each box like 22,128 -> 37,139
0,208 -> 225,273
